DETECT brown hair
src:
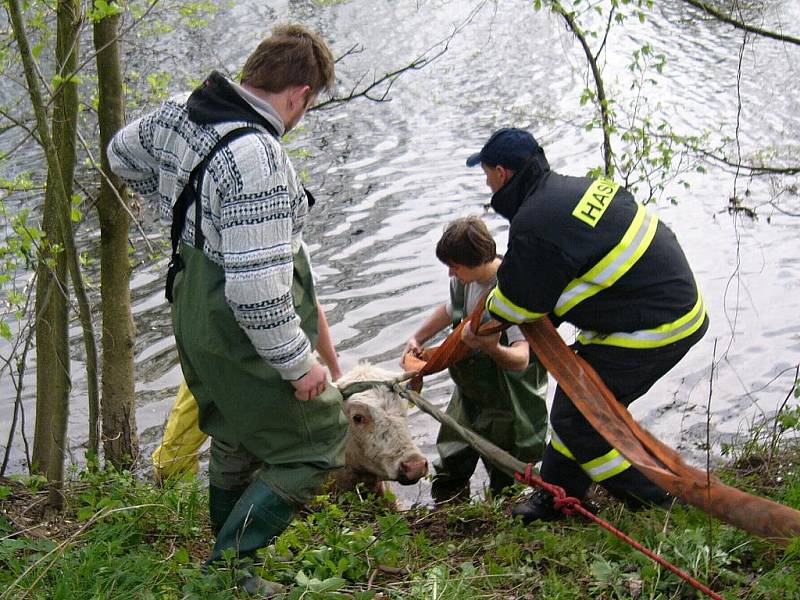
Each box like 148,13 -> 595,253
435,216 -> 497,268
241,24 -> 335,96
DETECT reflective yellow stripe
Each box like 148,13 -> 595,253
486,286 -> 546,324
578,290 -> 706,349
551,430 -> 631,482
571,178 -> 619,227
556,202 -> 658,316
581,448 -> 632,482
550,430 -> 575,459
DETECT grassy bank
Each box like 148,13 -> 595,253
1,441 -> 799,599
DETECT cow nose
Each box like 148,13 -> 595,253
400,456 -> 428,483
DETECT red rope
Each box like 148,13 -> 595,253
515,465 -> 724,600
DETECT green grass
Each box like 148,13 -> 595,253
1,442 -> 799,599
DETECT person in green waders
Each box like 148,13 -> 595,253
150,297 -> 342,482
108,24 -> 346,596
402,216 -> 548,503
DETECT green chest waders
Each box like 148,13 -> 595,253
166,127 -> 346,565
171,243 -> 348,505
433,281 -> 548,497
173,241 -> 348,565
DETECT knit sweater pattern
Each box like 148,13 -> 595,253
108,79 -> 315,380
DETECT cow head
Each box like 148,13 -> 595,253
337,364 -> 429,485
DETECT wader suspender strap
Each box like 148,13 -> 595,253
451,280 -> 465,329
165,126 -> 263,302
451,280 -> 507,345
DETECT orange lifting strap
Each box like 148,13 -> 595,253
404,292 -> 493,390
404,311 -> 800,544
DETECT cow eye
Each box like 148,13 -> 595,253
352,414 -> 365,424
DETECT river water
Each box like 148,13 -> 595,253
1,0 -> 799,504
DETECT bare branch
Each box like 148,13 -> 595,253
594,4 -> 615,61
0,277 -> 38,478
334,43 -> 363,64
0,109 -> 39,147
313,0 -> 489,110
697,149 -> 800,176
767,364 -> 800,472
766,202 -> 800,218
681,0 -> 800,46
312,53 -> 432,110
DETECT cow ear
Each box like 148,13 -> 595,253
345,400 -> 372,426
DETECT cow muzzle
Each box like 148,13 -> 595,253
396,455 -> 428,486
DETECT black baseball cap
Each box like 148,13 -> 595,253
466,128 -> 540,171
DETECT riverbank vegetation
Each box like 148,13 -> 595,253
1,430 -> 798,599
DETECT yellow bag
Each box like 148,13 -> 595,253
151,381 -> 208,480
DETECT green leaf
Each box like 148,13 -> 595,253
173,547 -> 190,564
89,0 -> 123,22
51,73 -> 80,88
7,290 -> 23,306
310,576 -> 347,593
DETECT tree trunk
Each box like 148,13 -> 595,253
93,5 -> 139,468
29,0 -> 81,508
32,221 -> 70,490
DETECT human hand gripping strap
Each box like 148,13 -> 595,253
401,293 -> 509,391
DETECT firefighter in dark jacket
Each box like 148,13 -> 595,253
466,128 -> 708,522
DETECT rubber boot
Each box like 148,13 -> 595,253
207,478 -> 295,565
511,488 -> 563,523
209,485 -> 246,536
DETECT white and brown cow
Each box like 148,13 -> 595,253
333,364 -> 429,494
153,365 -> 428,495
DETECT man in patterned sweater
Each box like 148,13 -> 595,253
108,24 -> 346,595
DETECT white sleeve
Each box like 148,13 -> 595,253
107,111 -> 160,202
220,137 -> 315,381
505,324 -> 526,345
